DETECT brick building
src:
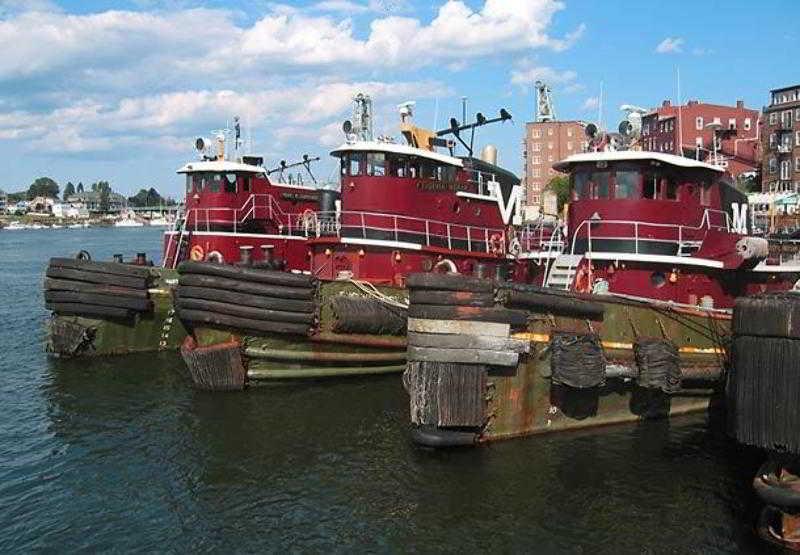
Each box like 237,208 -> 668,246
641,99 -> 760,178
762,84 -> 800,193
522,120 -> 586,208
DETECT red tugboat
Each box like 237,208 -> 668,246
172,96 -> 560,383
163,131 -> 324,271
44,126 -> 323,358
402,121 -> 800,447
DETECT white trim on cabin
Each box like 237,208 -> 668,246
163,231 -> 307,240
330,140 -> 464,168
177,161 -> 266,174
588,251 -> 724,268
553,151 -> 725,173
340,237 -> 423,250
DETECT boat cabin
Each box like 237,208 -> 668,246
554,151 -> 746,257
177,159 -> 319,234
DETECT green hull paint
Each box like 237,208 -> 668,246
46,269 -> 189,357
473,296 -> 728,442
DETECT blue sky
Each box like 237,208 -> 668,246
0,0 -> 797,198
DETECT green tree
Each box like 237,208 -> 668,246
90,180 -> 111,193
63,181 -> 75,200
27,177 -> 59,199
736,172 -> 760,194
546,175 -> 570,212
99,188 -> 110,212
127,187 -> 164,207
76,182 -> 84,193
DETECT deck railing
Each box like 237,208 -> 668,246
568,208 -> 732,260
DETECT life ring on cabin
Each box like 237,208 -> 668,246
300,209 -> 317,236
432,258 -> 458,274
75,250 -> 92,261
189,245 -> 205,261
488,233 -> 504,256
205,250 -> 224,264
507,236 -> 522,257
575,266 -> 591,293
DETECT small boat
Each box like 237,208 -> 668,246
68,223 -> 83,229
4,221 -> 28,230
148,216 -> 170,227
114,218 -> 144,228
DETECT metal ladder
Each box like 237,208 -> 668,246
545,253 -> 583,290
162,211 -> 189,269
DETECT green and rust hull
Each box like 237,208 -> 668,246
186,280 -> 408,383
408,292 -> 729,446
46,269 -> 189,357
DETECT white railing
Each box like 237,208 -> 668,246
567,208 -> 732,261
305,210 -> 507,254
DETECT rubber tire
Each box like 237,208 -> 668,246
178,274 -> 313,300
176,285 -> 313,313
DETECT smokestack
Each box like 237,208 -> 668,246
662,100 -> 671,108
736,100 -> 744,109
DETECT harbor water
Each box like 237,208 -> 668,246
0,227 -> 775,552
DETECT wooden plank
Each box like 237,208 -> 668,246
407,346 -> 519,366
49,257 -> 153,279
46,267 -> 148,290
178,273 -> 313,300
407,318 -> 510,337
409,289 -> 495,307
178,261 -> 314,288
408,304 -> 528,326
406,272 -> 493,293
44,277 -> 149,299
407,331 -> 529,353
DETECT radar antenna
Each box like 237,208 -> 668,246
267,154 -> 321,184
535,81 -> 555,122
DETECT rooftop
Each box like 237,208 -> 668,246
770,84 -> 800,94
553,150 -> 724,173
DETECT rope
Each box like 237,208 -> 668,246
348,279 -> 409,309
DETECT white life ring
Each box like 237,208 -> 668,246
433,258 -> 458,274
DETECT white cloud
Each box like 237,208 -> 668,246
509,58 -> 578,91
312,1 -> 370,14
655,37 -> 684,54
0,80 -> 451,154
581,96 -> 599,111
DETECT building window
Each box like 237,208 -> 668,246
796,108 -> 800,122
770,133 -> 777,148
532,129 -> 541,138
783,111 -> 793,127
567,141 -> 573,150
533,142 -> 541,152
696,136 -> 703,149
744,118 -> 751,131
532,168 -> 540,178
547,142 -> 554,150
567,128 -> 574,137
781,160 -> 791,180
770,112 -> 778,125
695,116 -> 703,130
548,155 -> 554,162
547,128 -> 554,136
643,124 -> 650,135
795,157 -> 800,172
769,158 -> 778,174
532,155 -> 541,165
796,131 -> 800,146
728,118 -> 736,130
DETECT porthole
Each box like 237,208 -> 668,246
650,271 -> 667,288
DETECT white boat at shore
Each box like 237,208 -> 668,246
4,221 -> 28,230
114,219 -> 144,228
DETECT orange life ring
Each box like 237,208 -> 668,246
575,266 -> 591,293
189,244 -> 204,261
489,233 -> 504,256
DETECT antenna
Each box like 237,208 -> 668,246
598,81 -> 604,130
534,81 -> 555,122
352,93 -> 373,141
266,155 -> 321,184
436,108 -> 512,156
676,66 -> 683,157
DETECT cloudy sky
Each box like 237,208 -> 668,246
0,0 -> 796,197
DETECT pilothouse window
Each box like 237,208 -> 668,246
367,152 -> 386,176
224,173 -> 236,193
615,170 -> 638,199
